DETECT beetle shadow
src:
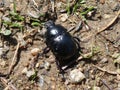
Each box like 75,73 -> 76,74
58,44 -> 98,71
2,36 -> 18,46
60,55 -> 98,71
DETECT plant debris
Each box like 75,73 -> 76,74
0,0 -> 120,89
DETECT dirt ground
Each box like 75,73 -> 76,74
0,0 -> 120,90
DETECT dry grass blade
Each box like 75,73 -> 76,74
93,65 -> 118,75
95,10 -> 120,35
8,43 -> 20,74
100,79 -> 112,90
32,0 -> 38,8
0,77 -> 18,90
84,10 -> 120,41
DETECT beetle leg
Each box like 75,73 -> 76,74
38,47 -> 50,57
73,37 -> 81,51
73,37 -> 80,42
42,47 -> 50,54
55,58 -> 65,73
55,58 -> 63,73
55,58 -> 65,80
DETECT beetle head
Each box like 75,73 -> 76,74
45,20 -> 55,30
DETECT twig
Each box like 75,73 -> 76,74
8,29 -> 39,74
0,77 -> 18,90
83,10 -> 120,41
8,43 -> 20,74
95,10 -> 120,35
32,0 -> 38,8
93,65 -> 118,75
99,33 -> 120,51
50,0 -> 55,12
100,79 -> 112,90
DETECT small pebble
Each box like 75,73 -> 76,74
51,85 -> 55,89
69,69 -> 85,83
44,62 -> 51,70
56,2 -> 62,8
92,86 -> 101,90
0,60 -> 6,67
21,67 -> 28,74
103,14 -> 111,19
31,48 -> 40,56
65,80 -> 69,85
26,70 -> 35,78
38,76 -> 44,87
36,63 -> 40,68
87,11 -> 94,18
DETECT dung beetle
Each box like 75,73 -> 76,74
44,20 -> 80,73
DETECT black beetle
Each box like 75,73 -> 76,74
44,20 -> 80,73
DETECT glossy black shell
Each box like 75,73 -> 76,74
45,21 -> 77,60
